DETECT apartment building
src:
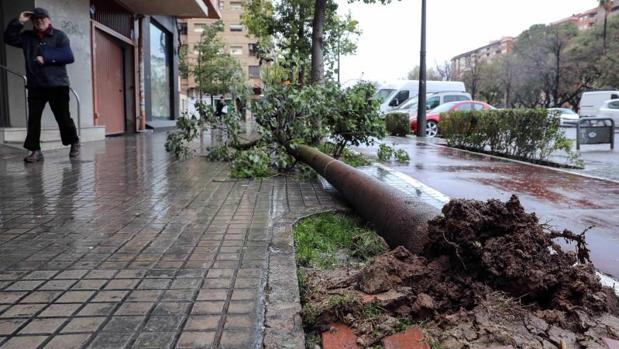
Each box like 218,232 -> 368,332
179,0 -> 262,114
451,37 -> 514,79
553,4 -> 619,31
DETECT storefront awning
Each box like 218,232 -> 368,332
117,0 -> 221,19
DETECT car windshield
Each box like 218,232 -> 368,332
429,101 -> 459,113
374,89 -> 395,103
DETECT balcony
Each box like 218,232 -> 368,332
117,0 -> 221,19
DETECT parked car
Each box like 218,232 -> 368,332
579,90 -> 619,117
374,80 -> 467,113
410,101 -> 495,137
547,108 -> 579,126
393,91 -> 472,115
596,99 -> 619,127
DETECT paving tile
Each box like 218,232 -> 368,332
84,270 -> 117,279
0,292 -> 27,304
126,290 -> 163,302
132,331 -> 175,348
322,323 -> 360,349
0,303 -> 47,318
71,279 -> 107,290
54,270 -> 89,279
76,303 -> 116,317
19,318 -> 67,334
196,289 -> 228,301
183,315 -> 221,331
101,316 -> 144,333
191,301 -> 225,315
104,279 -> 140,290
227,301 -> 256,314
61,317 -> 106,333
21,271 -> 59,280
43,333 -> 91,349
4,280 -> 44,291
220,330 -> 252,348
114,302 -> 154,316
176,331 -> 216,348
151,302 -> 190,316
38,303 -> 82,317
0,335 -> 48,349
224,314 -> 255,329
87,331 -> 134,349
142,316 -> 185,332
92,291 -> 128,303
55,291 -> 96,303
137,279 -> 172,290
20,291 -> 62,304
39,280 -> 78,291
382,327 -> 429,349
0,319 -> 27,336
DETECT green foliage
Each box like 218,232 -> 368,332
293,212 -> 383,269
351,232 -> 388,260
165,116 -> 202,159
440,109 -> 580,164
318,142 -> 370,167
377,144 -> 395,161
394,149 -> 410,163
231,148 -> 272,178
324,82 -> 386,158
206,145 -> 235,161
242,0 -> 361,82
384,112 -> 410,137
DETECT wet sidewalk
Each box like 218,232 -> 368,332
0,134 -> 338,348
354,136 -> 619,280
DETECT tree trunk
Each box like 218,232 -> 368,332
298,5 -> 306,86
554,49 -> 560,107
311,0 -> 326,84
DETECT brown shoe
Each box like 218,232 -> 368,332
24,150 -> 44,163
69,142 -> 81,158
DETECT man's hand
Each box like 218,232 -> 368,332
35,56 -> 44,65
18,11 -> 32,24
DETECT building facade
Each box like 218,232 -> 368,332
451,37 -> 514,79
179,0 -> 262,115
0,0 -> 219,148
553,4 -> 619,31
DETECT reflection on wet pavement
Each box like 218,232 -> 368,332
0,134 -> 338,348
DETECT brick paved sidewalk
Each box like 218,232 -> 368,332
0,134 -> 338,348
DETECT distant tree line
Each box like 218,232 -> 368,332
457,11 -> 619,110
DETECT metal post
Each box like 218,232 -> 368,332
416,0 -> 427,137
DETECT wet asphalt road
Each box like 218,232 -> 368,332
355,137 -> 619,279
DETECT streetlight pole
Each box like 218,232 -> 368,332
416,0 -> 427,137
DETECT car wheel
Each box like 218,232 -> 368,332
426,121 -> 438,137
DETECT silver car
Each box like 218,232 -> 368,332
596,99 -> 619,127
548,108 -> 579,126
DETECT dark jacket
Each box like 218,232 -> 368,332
3,19 -> 74,88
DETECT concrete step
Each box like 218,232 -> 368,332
0,126 -> 106,144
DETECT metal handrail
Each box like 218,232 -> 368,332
0,64 -> 28,126
0,64 -> 82,137
69,87 -> 81,136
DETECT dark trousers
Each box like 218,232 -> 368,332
24,87 -> 79,151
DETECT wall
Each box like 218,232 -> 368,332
36,0 -> 94,128
1,0 -> 34,128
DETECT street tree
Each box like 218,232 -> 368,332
599,0 -> 615,51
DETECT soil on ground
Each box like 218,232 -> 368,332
302,195 -> 619,348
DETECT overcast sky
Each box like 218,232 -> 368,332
336,0 -> 597,84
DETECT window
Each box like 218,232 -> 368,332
444,95 -> 466,103
218,0 -> 224,10
608,101 -> 619,109
426,96 -> 440,110
472,103 -> 486,111
249,66 -> 260,78
248,43 -> 258,56
230,24 -> 243,32
389,90 -> 409,106
230,1 -> 242,10
229,46 -> 243,55
611,94 -> 619,100
456,103 -> 473,111
194,24 -> 206,33
178,23 -> 188,35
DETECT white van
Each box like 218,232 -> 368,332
375,80 -> 466,113
579,90 -> 619,117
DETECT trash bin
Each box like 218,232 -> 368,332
576,117 -> 615,150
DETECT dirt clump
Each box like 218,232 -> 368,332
302,195 -> 619,348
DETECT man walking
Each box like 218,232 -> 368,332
3,8 -> 80,162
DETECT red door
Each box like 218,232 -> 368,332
94,30 -> 125,135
